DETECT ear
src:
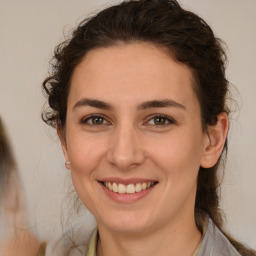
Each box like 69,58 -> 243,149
57,124 -> 71,170
200,112 -> 229,168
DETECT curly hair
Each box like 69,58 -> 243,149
42,0 -> 255,255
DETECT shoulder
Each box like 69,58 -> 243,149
198,217 -> 242,256
45,222 -> 95,256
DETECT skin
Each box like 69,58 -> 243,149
0,119 -> 40,256
0,232 -> 40,256
0,173 -> 40,256
60,43 -> 228,256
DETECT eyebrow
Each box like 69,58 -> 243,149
73,98 -> 112,111
72,98 -> 186,111
138,99 -> 186,110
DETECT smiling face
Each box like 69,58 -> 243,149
61,43 -> 210,234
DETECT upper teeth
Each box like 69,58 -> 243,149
104,182 -> 154,194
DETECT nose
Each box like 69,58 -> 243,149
107,123 -> 145,171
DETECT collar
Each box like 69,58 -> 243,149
85,228 -> 97,256
85,227 -> 202,256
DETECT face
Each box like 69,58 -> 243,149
61,43 -> 210,234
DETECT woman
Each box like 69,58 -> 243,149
42,0 -> 256,255
0,117 -> 44,256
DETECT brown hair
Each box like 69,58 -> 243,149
0,117 -> 16,197
42,0 -> 255,254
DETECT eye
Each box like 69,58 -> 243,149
81,115 -> 109,125
146,114 -> 175,126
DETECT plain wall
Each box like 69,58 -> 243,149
1,0 -> 255,248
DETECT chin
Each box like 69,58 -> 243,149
97,211 -> 153,234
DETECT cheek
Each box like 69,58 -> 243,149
65,133 -> 109,211
66,131 -> 108,176
147,129 -> 204,177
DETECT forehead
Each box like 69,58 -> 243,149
69,43 -> 199,109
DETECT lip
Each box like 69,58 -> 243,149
98,178 -> 158,204
98,177 -> 157,185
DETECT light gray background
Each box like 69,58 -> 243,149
1,0 -> 255,248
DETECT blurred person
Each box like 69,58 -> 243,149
0,117 -> 45,256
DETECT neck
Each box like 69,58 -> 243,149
96,213 -> 202,256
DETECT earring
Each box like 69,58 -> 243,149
65,161 -> 71,168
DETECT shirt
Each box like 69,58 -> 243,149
197,218 -> 241,256
85,228 -> 200,256
46,215 -> 242,256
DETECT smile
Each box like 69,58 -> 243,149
103,181 -> 156,194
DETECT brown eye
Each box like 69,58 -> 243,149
91,116 -> 104,125
81,115 -> 108,125
153,116 -> 167,125
146,115 -> 175,126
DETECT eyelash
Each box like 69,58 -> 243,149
80,114 -> 176,127
80,114 -> 109,126
145,114 -> 176,126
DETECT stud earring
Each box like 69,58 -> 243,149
65,161 -> 71,168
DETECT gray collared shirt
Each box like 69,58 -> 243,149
197,218 -> 241,256
46,216 -> 242,256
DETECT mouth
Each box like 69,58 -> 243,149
100,181 -> 158,194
